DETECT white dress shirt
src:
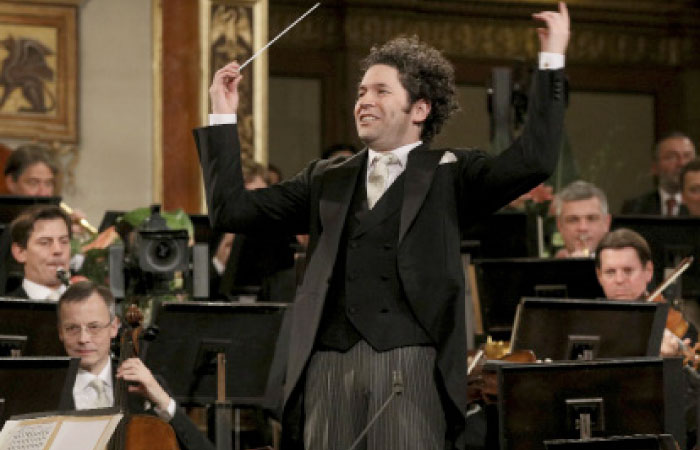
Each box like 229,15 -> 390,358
72,359 -> 177,420
73,360 -> 114,410
22,278 -> 66,301
659,188 -> 682,216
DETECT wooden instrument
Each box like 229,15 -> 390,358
646,256 -> 694,339
468,348 -> 537,405
110,304 -> 180,450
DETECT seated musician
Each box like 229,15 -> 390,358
594,228 -> 697,356
3,143 -> 89,234
4,144 -> 57,196
554,180 -> 611,258
57,280 -> 215,450
7,205 -> 71,300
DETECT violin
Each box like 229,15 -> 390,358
110,304 -> 180,450
646,256 -> 694,340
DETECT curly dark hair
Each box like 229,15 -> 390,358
360,35 -> 459,143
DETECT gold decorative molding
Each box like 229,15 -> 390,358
268,5 -> 700,68
152,0 -> 163,204
200,0 -> 268,164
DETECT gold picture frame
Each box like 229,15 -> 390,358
0,2 -> 78,142
199,0 -> 268,164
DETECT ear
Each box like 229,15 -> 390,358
109,316 -> 121,340
595,267 -> 603,285
603,214 -> 612,230
411,99 -> 431,124
643,261 -> 654,283
10,242 -> 27,264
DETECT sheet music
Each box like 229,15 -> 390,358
2,422 -> 56,450
0,413 -> 122,450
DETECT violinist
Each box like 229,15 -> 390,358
594,228 -> 697,356
7,205 -> 71,300
57,281 -> 215,450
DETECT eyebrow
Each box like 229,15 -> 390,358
358,82 -> 390,90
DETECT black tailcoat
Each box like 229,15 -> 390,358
194,68 -> 566,449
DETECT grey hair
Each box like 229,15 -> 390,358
554,180 -> 609,216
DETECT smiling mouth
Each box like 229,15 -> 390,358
358,114 -> 378,123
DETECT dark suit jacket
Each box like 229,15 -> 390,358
6,284 -> 28,299
194,68 -> 565,449
67,369 -> 215,450
621,190 -> 662,215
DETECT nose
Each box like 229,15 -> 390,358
77,326 -> 92,343
613,271 -> 626,284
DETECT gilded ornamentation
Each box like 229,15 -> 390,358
210,3 -> 255,159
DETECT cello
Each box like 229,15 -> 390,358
110,303 -> 180,450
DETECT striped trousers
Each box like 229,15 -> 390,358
304,341 -> 446,450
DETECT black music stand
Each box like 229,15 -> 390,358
0,195 -> 62,225
462,210 -> 538,258
496,357 -> 685,450
141,301 -> 288,406
0,297 -> 64,357
0,356 -> 79,426
544,434 -> 679,450
510,298 -> 667,360
472,258 -> 605,340
612,215 -> 700,299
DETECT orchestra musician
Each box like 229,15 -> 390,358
7,205 -> 72,300
194,3 -> 569,449
594,228 -> 697,356
57,280 -> 215,450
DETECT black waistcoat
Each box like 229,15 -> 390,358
316,167 -> 432,352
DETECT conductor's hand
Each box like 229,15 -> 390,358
116,357 -> 171,411
532,2 -> 570,55
210,61 -> 243,114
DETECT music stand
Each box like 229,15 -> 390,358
141,301 -> 288,406
497,357 -> 684,450
472,258 -> 605,340
98,210 -> 125,232
510,298 -> 667,360
462,211 -> 538,258
0,356 -> 79,426
544,434 -> 679,450
0,195 -> 61,225
0,297 -> 64,357
612,215 -> 700,299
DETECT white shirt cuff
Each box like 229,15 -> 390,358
209,114 -> 237,126
212,256 -> 225,275
153,398 -> 177,422
538,52 -> 565,70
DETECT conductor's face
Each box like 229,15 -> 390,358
58,293 -> 119,375
355,64 -> 429,152
596,247 -> 653,300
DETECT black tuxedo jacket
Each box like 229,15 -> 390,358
195,68 -> 565,449
6,285 -> 28,299
621,190 -> 662,215
67,370 -> 215,450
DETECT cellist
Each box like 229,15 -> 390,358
57,280 -> 215,450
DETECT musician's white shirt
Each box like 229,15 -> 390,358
73,359 -> 114,409
22,278 -> 66,301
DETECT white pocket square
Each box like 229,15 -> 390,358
439,151 -> 457,164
